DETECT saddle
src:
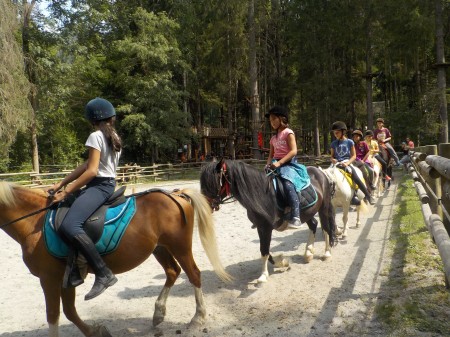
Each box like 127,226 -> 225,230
337,168 -> 358,190
53,186 -> 127,288
54,186 -> 127,243
271,175 -> 318,219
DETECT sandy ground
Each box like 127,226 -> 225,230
0,178 -> 399,337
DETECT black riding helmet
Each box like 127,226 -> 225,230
352,130 -> 364,137
376,117 -> 384,124
331,121 -> 347,131
365,130 -> 374,136
265,106 -> 289,122
85,97 -> 116,122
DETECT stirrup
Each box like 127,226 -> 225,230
351,195 -> 361,206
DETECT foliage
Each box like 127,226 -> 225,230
0,0 -> 32,171
2,0 -> 449,169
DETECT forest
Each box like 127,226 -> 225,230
1,0 -> 449,172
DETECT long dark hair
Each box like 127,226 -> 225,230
95,117 -> 122,152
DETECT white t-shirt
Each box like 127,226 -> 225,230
85,130 -> 121,178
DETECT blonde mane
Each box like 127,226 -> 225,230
0,181 -> 17,206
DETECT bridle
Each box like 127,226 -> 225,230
205,161 -> 235,211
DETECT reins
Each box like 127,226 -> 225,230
0,204 -> 54,230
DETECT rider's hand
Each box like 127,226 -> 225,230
270,161 -> 281,170
49,189 -> 69,204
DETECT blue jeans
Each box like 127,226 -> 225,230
59,177 -> 116,240
282,179 -> 300,219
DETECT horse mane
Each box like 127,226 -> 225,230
0,181 -> 47,206
223,160 -> 277,223
0,181 -> 17,206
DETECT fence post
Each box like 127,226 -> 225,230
439,144 -> 450,232
420,145 -> 441,217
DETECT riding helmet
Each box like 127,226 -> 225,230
365,130 -> 374,136
331,121 -> 347,131
352,130 -> 364,137
85,97 -> 116,122
376,117 -> 384,123
265,106 -> 289,121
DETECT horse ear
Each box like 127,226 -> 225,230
215,158 -> 225,172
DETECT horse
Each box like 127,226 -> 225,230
371,157 -> 385,198
0,182 -> 231,337
200,159 -> 337,283
322,165 -> 369,238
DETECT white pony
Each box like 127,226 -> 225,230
370,157 -> 385,198
322,164 -> 369,238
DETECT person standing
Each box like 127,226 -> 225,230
47,97 -> 122,301
266,106 -> 310,230
399,137 -> 415,169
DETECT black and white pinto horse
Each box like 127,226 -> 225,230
200,159 -> 337,283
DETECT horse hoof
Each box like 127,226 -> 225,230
153,314 -> 165,327
272,255 -> 289,268
304,254 -> 313,263
257,274 -> 269,283
322,252 -> 332,261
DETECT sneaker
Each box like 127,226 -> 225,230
364,196 -> 375,205
351,195 -> 361,206
287,217 -> 303,230
385,175 -> 391,181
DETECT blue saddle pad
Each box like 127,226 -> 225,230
43,196 -> 136,258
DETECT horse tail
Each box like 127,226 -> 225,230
180,188 -> 233,283
317,169 -> 337,247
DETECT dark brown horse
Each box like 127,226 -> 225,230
0,182 -> 230,337
200,159 -> 337,283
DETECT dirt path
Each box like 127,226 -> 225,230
0,179 -> 399,337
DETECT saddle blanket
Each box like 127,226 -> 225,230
43,196 -> 136,258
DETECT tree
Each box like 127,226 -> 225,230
0,0 -> 32,171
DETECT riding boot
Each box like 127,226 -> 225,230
63,249 -> 84,288
72,233 -> 117,301
351,171 -> 375,205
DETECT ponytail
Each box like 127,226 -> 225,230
96,117 -> 122,152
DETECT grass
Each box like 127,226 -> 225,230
375,174 -> 450,336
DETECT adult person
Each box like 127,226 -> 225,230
330,121 -> 374,205
265,106 -> 310,230
47,97 -> 122,301
399,137 -> 415,170
365,130 -> 391,181
373,117 -> 401,166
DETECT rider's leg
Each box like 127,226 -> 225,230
281,178 -> 302,229
348,165 -> 374,204
365,163 -> 375,188
385,142 -> 400,165
354,161 -> 371,190
58,180 -> 117,300
375,154 -> 391,180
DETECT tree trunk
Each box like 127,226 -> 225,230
314,109 -> 320,156
22,0 -> 40,175
435,0 -> 448,143
248,0 -> 261,159
365,3 -> 374,130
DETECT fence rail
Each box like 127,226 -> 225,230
408,144 -> 450,288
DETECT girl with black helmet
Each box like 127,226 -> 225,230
330,121 -> 375,205
47,97 -> 122,300
365,130 -> 391,181
374,118 -> 400,166
265,106 -> 311,230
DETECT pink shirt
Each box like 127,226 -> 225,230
270,128 -> 294,159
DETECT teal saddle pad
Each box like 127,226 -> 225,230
43,196 -> 136,258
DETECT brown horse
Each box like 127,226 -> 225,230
0,182 -> 230,337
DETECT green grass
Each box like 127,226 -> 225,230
375,175 -> 450,336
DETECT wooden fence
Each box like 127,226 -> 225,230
408,144 -> 450,288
